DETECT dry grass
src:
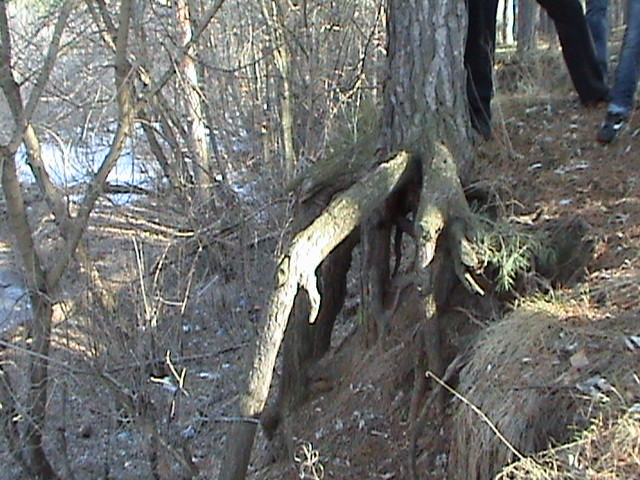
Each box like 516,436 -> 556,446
498,408 -> 640,480
448,297 -> 640,480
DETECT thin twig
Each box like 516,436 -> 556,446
104,342 -> 247,373
213,416 -> 260,425
425,370 -> 525,461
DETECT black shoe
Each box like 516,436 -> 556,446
597,112 -> 627,144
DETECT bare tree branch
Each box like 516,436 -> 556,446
46,0 -> 136,288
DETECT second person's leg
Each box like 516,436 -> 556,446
537,0 -> 609,104
585,0 -> 609,79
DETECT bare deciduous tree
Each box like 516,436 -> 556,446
176,0 -> 211,199
0,0 -> 228,477
517,0 -> 539,53
0,0 -> 135,476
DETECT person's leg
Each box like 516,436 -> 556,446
585,0 -> 609,80
465,0 -> 499,138
597,0 -> 640,142
537,0 -> 609,104
608,0 -> 640,116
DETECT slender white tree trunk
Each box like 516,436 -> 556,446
176,0 -> 210,198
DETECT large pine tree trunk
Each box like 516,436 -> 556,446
363,0 -> 473,348
219,2 -> 478,479
382,0 -> 471,166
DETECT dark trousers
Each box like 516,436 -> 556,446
465,0 -> 499,133
537,0 -> 609,103
466,0 -> 609,131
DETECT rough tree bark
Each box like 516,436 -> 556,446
381,0 -> 471,164
219,1 -> 600,478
